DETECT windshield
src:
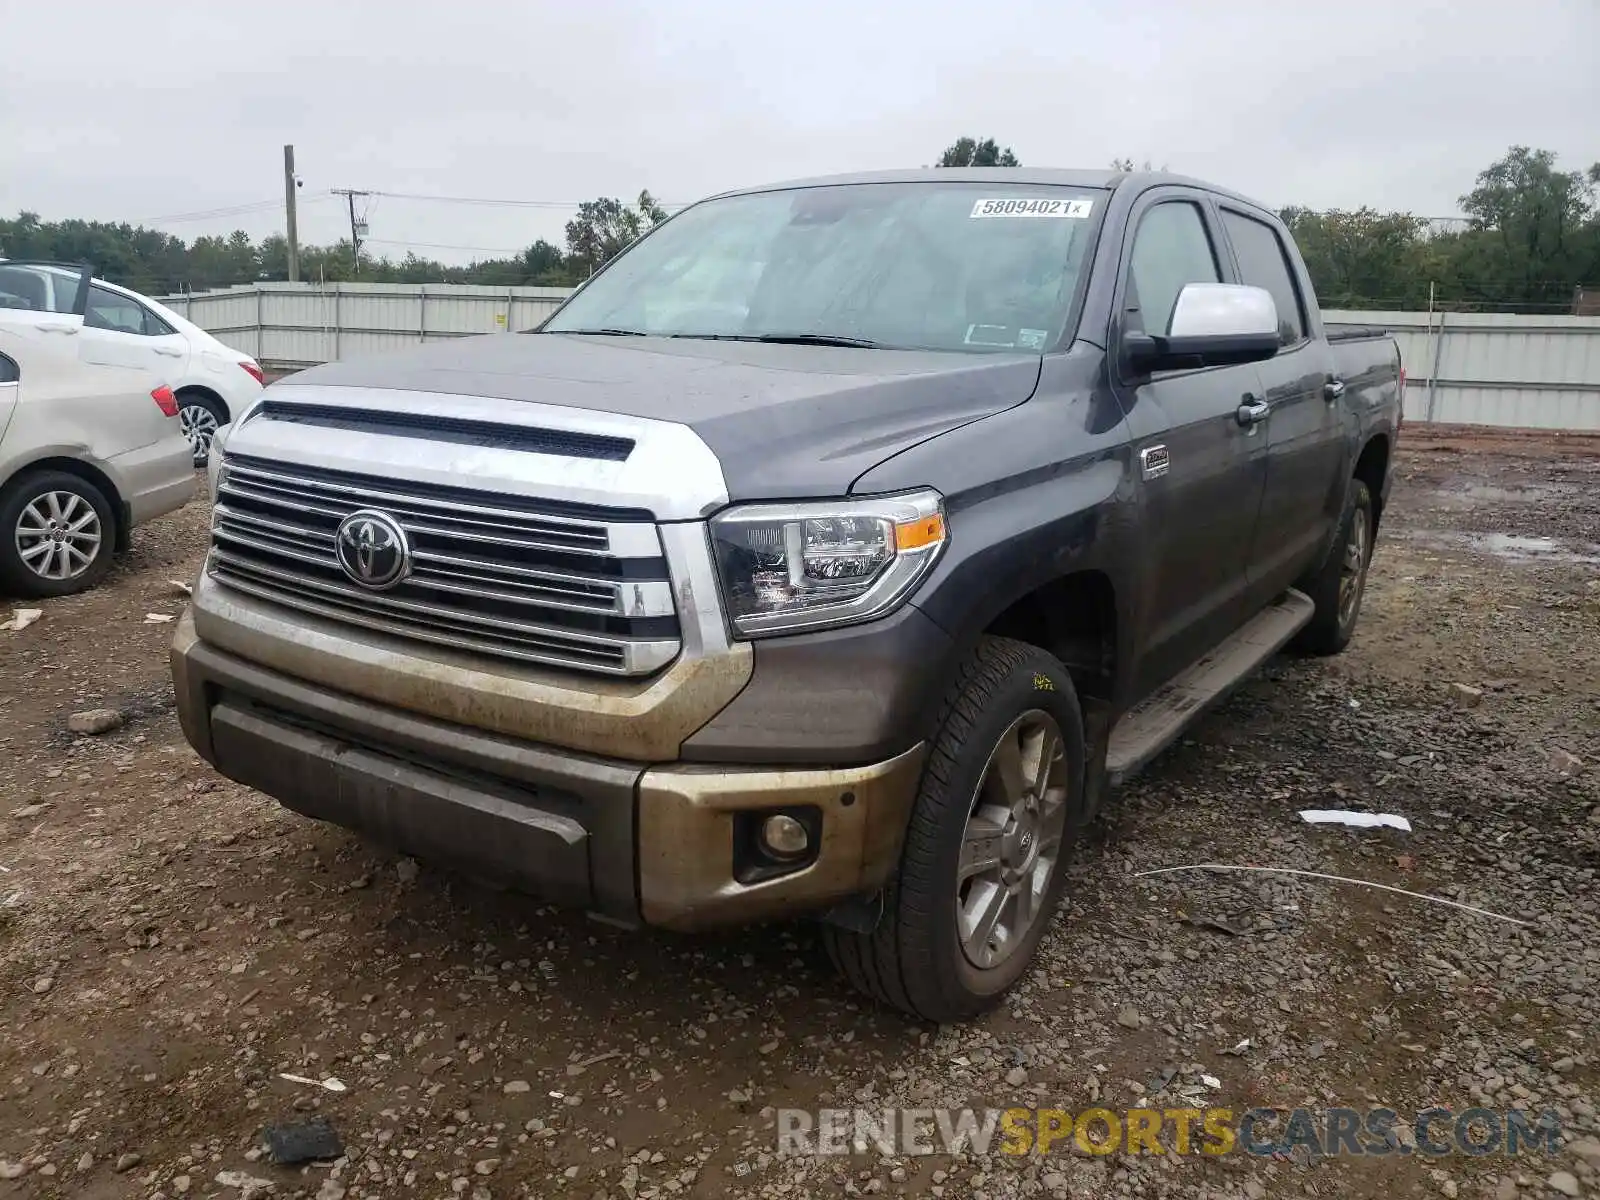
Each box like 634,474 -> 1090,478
541,182 -> 1105,353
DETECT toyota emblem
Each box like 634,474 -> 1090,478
335,509 -> 411,590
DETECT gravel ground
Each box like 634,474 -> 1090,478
1,432 -> 1597,1200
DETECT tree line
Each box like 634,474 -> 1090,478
4,145 -> 1597,313
0,191 -> 669,297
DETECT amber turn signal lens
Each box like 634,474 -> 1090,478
894,513 -> 946,552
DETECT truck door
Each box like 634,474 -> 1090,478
1108,192 -> 1271,696
1216,207 -> 1349,607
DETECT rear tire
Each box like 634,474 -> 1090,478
1294,477 -> 1374,656
823,636 -> 1085,1023
178,391 -> 226,467
0,470 -> 118,599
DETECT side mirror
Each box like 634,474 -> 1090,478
1125,283 -> 1281,373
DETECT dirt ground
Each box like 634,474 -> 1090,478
1,432 -> 1597,1200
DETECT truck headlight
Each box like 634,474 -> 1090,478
206,436 -> 230,502
709,489 -> 947,637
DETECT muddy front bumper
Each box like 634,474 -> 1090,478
171,613 -> 925,931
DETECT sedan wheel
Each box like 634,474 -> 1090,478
0,471 -> 117,598
180,400 -> 221,465
16,490 -> 103,582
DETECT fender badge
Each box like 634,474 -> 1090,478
1140,445 -> 1171,481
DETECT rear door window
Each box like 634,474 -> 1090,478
86,285 -> 156,334
0,352 -> 17,384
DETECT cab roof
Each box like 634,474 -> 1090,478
707,168 -> 1273,217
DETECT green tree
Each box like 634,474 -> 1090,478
563,190 -> 669,277
1453,146 -> 1600,309
1278,207 -> 1433,310
937,137 -> 1020,167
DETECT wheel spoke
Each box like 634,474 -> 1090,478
67,509 -> 97,534
20,540 -> 52,563
958,815 -> 1006,881
959,879 -> 1009,962
19,501 -> 50,533
63,543 -> 92,570
991,728 -> 1026,805
52,541 -> 70,578
1025,724 -> 1062,798
1035,804 -> 1066,859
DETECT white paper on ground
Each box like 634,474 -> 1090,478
2,609 -> 42,632
1299,809 -> 1412,832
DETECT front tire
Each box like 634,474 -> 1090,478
0,471 -> 118,599
1294,478 -> 1374,656
824,636 -> 1085,1023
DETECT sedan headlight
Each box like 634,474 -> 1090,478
709,489 -> 947,637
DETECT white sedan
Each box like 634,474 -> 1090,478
0,259 -> 264,465
0,275 -> 194,598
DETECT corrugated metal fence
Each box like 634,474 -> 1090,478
1347,309 -> 1600,432
157,282 -> 571,370
158,284 -> 1600,432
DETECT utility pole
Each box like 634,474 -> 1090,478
331,188 -> 370,274
283,145 -> 300,282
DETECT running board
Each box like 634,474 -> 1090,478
1106,589 -> 1315,785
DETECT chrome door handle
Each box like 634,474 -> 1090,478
1236,399 -> 1270,427
1324,378 -> 1346,401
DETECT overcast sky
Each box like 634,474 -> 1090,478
4,0 -> 1597,265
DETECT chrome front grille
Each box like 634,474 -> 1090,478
209,455 -> 682,676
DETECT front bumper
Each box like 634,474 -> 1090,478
172,613 -> 925,931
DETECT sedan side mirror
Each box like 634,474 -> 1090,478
1125,283 -> 1281,373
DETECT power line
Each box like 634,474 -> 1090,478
365,237 -> 526,255
368,189 -> 688,211
132,195 -> 334,225
132,199 -> 282,223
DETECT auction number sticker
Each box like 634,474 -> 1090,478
970,197 -> 1094,219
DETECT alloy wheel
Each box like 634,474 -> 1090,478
1338,506 -> 1369,628
955,709 -> 1070,969
180,402 -> 219,463
15,491 -> 102,582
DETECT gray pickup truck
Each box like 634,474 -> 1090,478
172,169 -> 1401,1022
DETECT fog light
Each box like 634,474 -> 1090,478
760,814 -> 810,858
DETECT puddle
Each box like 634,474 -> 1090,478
1461,485 -> 1568,503
1429,482 -> 1580,509
1401,529 -> 1600,565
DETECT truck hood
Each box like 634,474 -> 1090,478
290,333 -> 1042,500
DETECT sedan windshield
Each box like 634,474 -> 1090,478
541,182 -> 1105,354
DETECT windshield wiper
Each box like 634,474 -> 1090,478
547,327 -> 647,336
668,332 -> 885,349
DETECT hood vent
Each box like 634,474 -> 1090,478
256,399 -> 635,461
